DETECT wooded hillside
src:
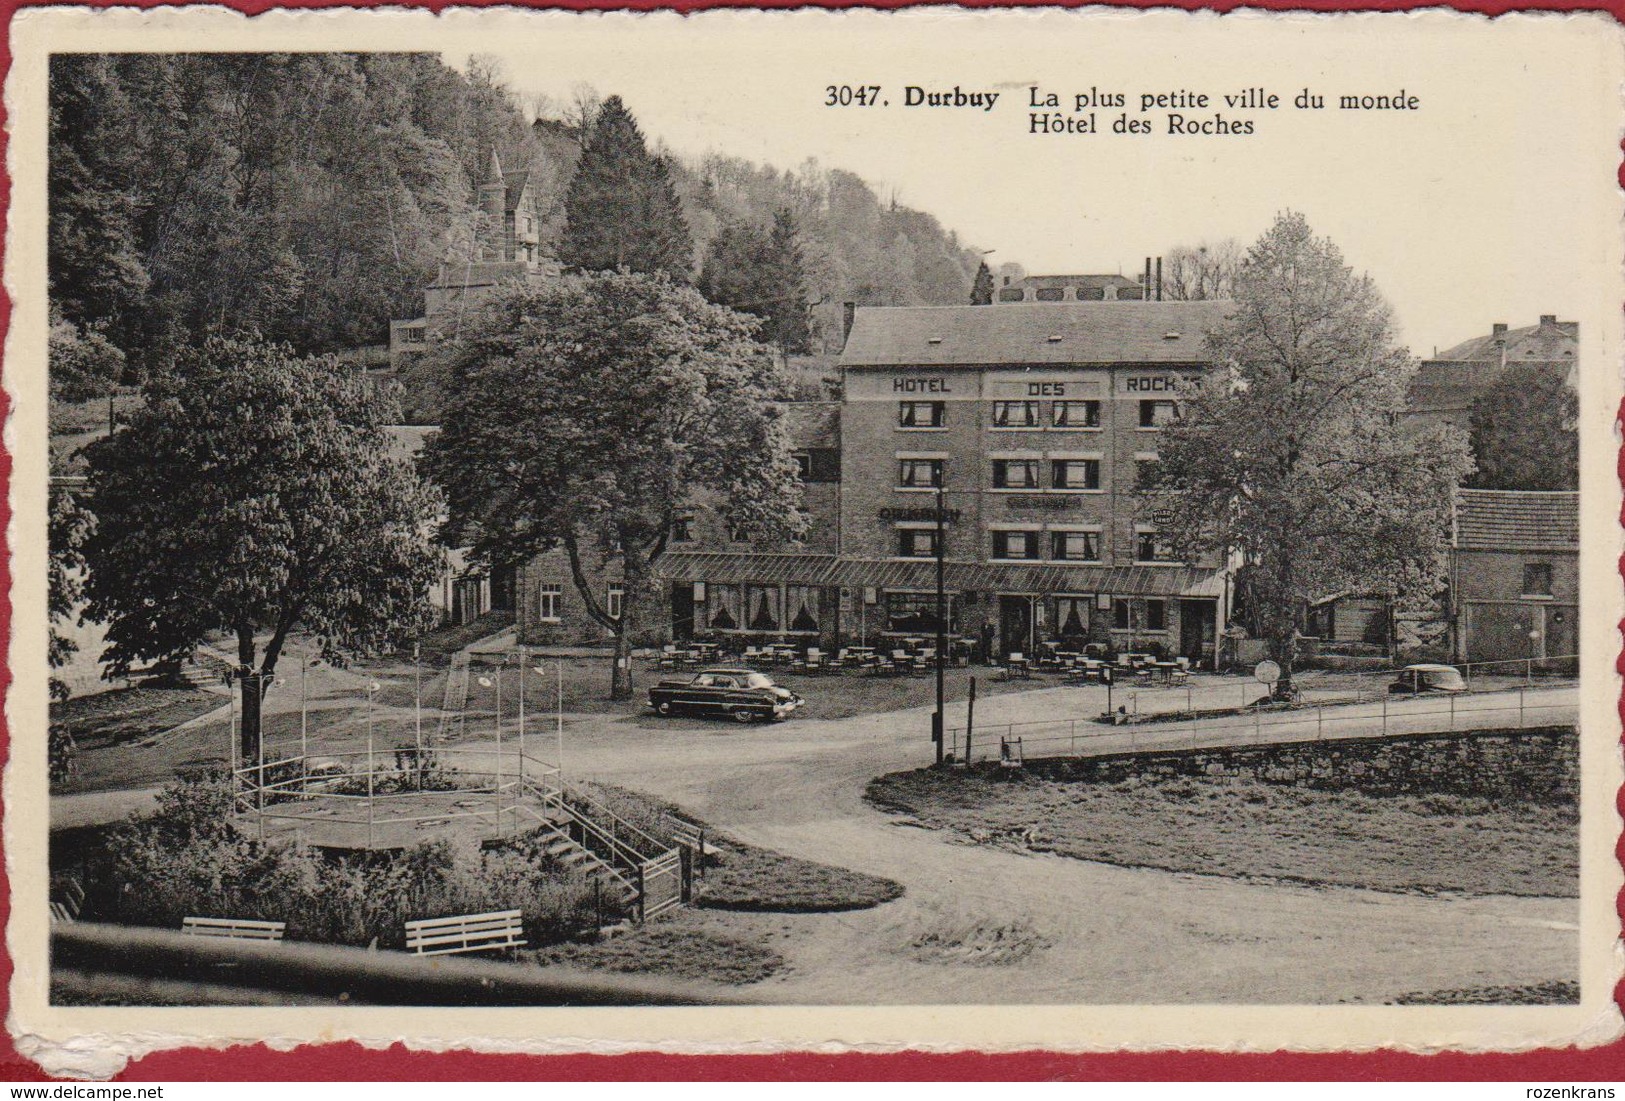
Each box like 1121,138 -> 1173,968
49,53 -> 984,387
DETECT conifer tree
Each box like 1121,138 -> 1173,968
971,261 -> 995,305
559,95 -> 693,280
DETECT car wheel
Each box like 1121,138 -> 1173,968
656,701 -> 673,716
732,707 -> 757,724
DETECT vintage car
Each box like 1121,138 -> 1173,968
1388,663 -> 1468,695
648,668 -> 804,723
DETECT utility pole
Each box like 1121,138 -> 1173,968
932,479 -> 947,765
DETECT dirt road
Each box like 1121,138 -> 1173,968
550,686 -> 1579,1004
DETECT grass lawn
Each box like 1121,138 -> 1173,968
576,781 -> 905,912
1390,981 -> 1579,1005
52,687 -> 227,795
534,917 -> 783,985
866,763 -> 1577,898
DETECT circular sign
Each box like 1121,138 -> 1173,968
1253,660 -> 1281,685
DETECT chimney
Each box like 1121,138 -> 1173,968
1491,323 -> 1508,337
1539,314 -> 1557,327
1144,257 -> 1152,292
841,302 -> 856,348
1002,276 -> 1011,287
1155,257 -> 1163,302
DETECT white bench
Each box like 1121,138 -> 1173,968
404,909 -> 526,956
181,916 -> 286,942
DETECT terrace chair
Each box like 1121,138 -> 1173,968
891,649 -> 914,676
795,648 -> 826,675
1007,652 -> 1030,680
658,645 -> 679,673
743,646 -> 765,668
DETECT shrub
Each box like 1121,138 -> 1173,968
84,771 -> 617,948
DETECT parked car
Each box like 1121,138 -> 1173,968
648,668 -> 804,723
301,756 -> 352,792
1388,663 -> 1468,694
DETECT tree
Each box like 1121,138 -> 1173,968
971,261 -> 995,305
421,271 -> 804,700
48,486 -> 95,703
559,96 -> 693,280
1160,239 -> 1241,301
697,209 -> 813,359
49,313 -> 126,403
1142,213 -> 1473,693
1466,365 -> 1578,490
82,336 -> 443,763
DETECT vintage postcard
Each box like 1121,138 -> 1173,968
7,4 -> 1623,1078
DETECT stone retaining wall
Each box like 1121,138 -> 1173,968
1020,725 -> 1577,804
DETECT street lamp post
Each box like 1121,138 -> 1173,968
366,680 -> 379,850
532,661 -> 564,799
933,480 -> 947,766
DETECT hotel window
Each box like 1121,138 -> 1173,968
1135,529 -> 1178,563
897,459 -> 943,488
707,584 -> 744,631
1112,598 -> 1131,630
793,451 -> 813,480
886,592 -> 953,634
606,585 -> 624,621
786,586 -> 822,633
896,527 -> 938,558
899,400 -> 946,428
1146,599 -> 1167,631
671,516 -> 694,543
537,586 -> 562,622
399,326 -> 426,346
992,459 -> 1041,489
1139,400 -> 1177,428
1051,459 -> 1101,490
1523,562 -> 1553,597
992,530 -> 1041,560
992,401 -> 1041,428
745,585 -> 782,632
727,523 -> 748,544
1052,400 -> 1101,428
1051,530 -> 1101,562
1055,596 -> 1091,637
1035,287 -> 1065,302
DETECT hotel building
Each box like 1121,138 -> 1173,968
523,299 -> 1234,667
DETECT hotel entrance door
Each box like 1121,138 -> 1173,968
999,596 -> 1033,658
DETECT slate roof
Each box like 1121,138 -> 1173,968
1432,319 -> 1578,364
1455,489 -> 1579,551
653,550 -> 1224,596
839,301 -> 1233,368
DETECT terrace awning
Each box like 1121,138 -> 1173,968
653,550 -> 1223,598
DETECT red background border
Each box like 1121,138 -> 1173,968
4,0 -> 1622,1079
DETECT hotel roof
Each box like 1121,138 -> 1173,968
839,301 -> 1234,368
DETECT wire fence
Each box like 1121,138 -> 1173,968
945,682 -> 1578,767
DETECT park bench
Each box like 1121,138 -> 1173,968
181,916 -> 286,942
404,909 -> 527,956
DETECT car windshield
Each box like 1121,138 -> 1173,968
1423,668 -> 1466,689
741,673 -> 774,689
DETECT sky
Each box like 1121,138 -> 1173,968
451,8 -> 1620,358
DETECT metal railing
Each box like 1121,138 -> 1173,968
945,683 -> 1578,767
232,746 -> 562,849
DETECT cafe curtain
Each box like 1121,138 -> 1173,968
708,584 -> 743,631
788,586 -> 821,633
747,585 -> 781,631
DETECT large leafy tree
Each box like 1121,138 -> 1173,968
1466,365 -> 1578,490
559,95 -> 693,280
1143,212 -> 1473,692
82,336 -> 443,762
422,271 -> 804,699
